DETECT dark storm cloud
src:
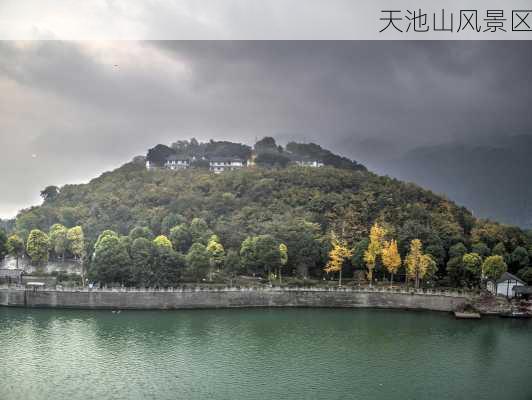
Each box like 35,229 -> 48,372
1,41 -> 531,217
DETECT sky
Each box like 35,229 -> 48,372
1,40 -> 532,218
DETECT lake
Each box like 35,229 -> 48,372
0,307 -> 531,400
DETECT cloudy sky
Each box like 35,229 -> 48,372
1,40 -> 531,218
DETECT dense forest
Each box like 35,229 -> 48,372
2,138 -> 531,288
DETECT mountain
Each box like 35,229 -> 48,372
10,138 -> 532,284
390,135 -> 532,229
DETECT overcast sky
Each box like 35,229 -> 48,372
1,40 -> 531,218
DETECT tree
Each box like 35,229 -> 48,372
224,249 -> 242,286
129,226 -> 154,241
49,224 -> 68,260
26,229 -> 50,266
381,239 -> 401,287
152,246 -> 185,287
160,214 -> 186,235
169,224 -> 193,253
240,235 -> 280,278
364,223 -> 387,286
492,242 -> 507,259
190,218 -> 213,245
279,243 -> 288,283
509,247 -> 529,273
462,252 -> 482,287
0,229 -> 7,260
324,233 -> 352,287
405,239 -> 432,288
446,242 -> 468,287
67,226 -> 85,260
206,235 -> 225,281
40,185 -> 59,202
91,231 -> 131,284
130,237 -> 156,286
6,234 -> 24,267
185,243 -> 210,281
153,235 -> 173,250
471,242 -> 490,259
146,144 -> 174,167
517,267 -> 532,284
482,255 -> 507,282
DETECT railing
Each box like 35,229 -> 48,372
0,283 -> 471,297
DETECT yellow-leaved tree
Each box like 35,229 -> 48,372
279,243 -> 288,284
324,232 -> 352,287
382,239 -> 401,287
363,223 -> 387,286
405,239 -> 434,288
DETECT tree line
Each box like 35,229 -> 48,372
2,217 -> 529,288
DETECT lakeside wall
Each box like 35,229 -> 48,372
0,287 -> 469,312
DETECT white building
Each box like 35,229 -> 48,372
209,157 -> 245,174
164,155 -> 191,170
288,153 -> 324,168
487,272 -> 526,298
294,159 -> 324,168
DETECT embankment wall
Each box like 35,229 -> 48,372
0,288 -> 469,312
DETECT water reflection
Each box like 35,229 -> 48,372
0,308 -> 531,400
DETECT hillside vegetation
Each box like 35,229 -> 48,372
4,138 -> 532,287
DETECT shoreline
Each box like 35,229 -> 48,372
0,287 -> 470,313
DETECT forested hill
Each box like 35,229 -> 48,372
12,156 -> 531,281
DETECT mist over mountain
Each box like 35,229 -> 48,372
369,135 -> 532,229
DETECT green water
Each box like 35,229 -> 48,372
0,308 -> 531,400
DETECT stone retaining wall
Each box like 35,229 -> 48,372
0,288 -> 469,312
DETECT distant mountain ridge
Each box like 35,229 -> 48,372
391,135 -> 532,228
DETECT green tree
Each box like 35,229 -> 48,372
462,252 -> 482,287
91,231 -> 131,284
471,242 -> 490,259
129,237 -> 156,286
26,229 -> 50,266
40,185 -> 59,202
49,223 -> 68,260
190,218 -> 213,245
0,229 -> 7,260
509,247 -> 529,273
446,242 -> 468,287
240,235 -> 280,278
6,234 -> 24,267
169,224 -> 193,253
160,214 -> 186,235
517,267 -> 532,284
492,242 -> 507,258
224,249 -> 242,286
482,255 -> 507,282
67,226 -> 85,260
129,226 -> 154,241
152,246 -> 185,287
185,243 -> 210,281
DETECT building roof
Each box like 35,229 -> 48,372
165,154 -> 191,161
208,156 -> 244,163
496,272 -> 526,285
513,285 -> 532,294
0,269 -> 24,278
